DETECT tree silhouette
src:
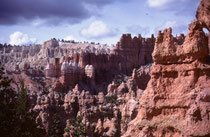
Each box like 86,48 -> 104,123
65,116 -> 86,137
14,80 -> 40,137
0,64 -> 17,137
0,64 -> 40,137
48,113 -> 63,137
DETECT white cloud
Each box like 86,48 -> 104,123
147,0 -> 175,7
9,31 -> 37,45
147,0 -> 198,15
64,35 -> 78,41
81,21 -> 118,39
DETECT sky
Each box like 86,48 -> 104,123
0,0 -> 200,46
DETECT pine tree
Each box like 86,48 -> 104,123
65,116 -> 86,137
14,80 -> 40,137
0,64 -> 17,137
0,63 -> 40,137
48,113 -> 63,137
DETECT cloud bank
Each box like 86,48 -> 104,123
81,21 -> 118,39
9,32 -> 37,45
148,0 -> 174,8
0,0 -> 126,26
147,0 -> 199,16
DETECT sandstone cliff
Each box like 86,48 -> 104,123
123,0 -> 210,136
196,0 -> 210,31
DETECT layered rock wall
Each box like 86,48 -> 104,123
0,34 -> 155,89
123,1 -> 210,136
112,34 -> 155,73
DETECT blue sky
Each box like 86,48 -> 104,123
0,0 -> 200,45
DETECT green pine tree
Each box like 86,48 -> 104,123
48,113 -> 63,137
0,64 -> 17,137
14,80 -> 40,137
65,116 -> 86,137
0,63 -> 40,137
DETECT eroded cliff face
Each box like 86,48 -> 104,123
123,1 -> 210,136
113,34 -> 154,73
0,33 -> 155,136
33,70 -> 147,137
196,0 -> 210,31
153,21 -> 208,65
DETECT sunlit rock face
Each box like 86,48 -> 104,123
123,1 -> 210,136
59,59 -> 82,89
153,21 -> 208,65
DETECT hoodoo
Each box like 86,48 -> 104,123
123,0 -> 210,136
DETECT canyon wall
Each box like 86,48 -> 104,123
0,34 -> 155,92
123,0 -> 210,136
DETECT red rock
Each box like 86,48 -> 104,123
132,65 -> 152,90
196,0 -> 210,31
107,82 -> 117,95
123,1 -> 210,136
112,34 -> 155,73
52,80 -> 63,92
117,82 -> 128,95
60,60 -> 83,89
43,39 -> 59,48
153,20 -> 209,65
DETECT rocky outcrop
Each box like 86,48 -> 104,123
196,0 -> 210,31
153,21 -> 208,65
132,64 -> 152,90
209,33 -> 210,50
112,34 -> 155,73
123,3 -> 210,136
32,83 -> 143,137
43,39 -> 59,48
60,60 -> 83,89
206,33 -> 210,64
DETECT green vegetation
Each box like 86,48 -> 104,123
104,95 -> 118,104
14,80 -> 40,137
0,64 -> 17,137
104,95 -> 122,106
0,64 -> 40,137
49,113 -> 63,137
65,116 -> 86,137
